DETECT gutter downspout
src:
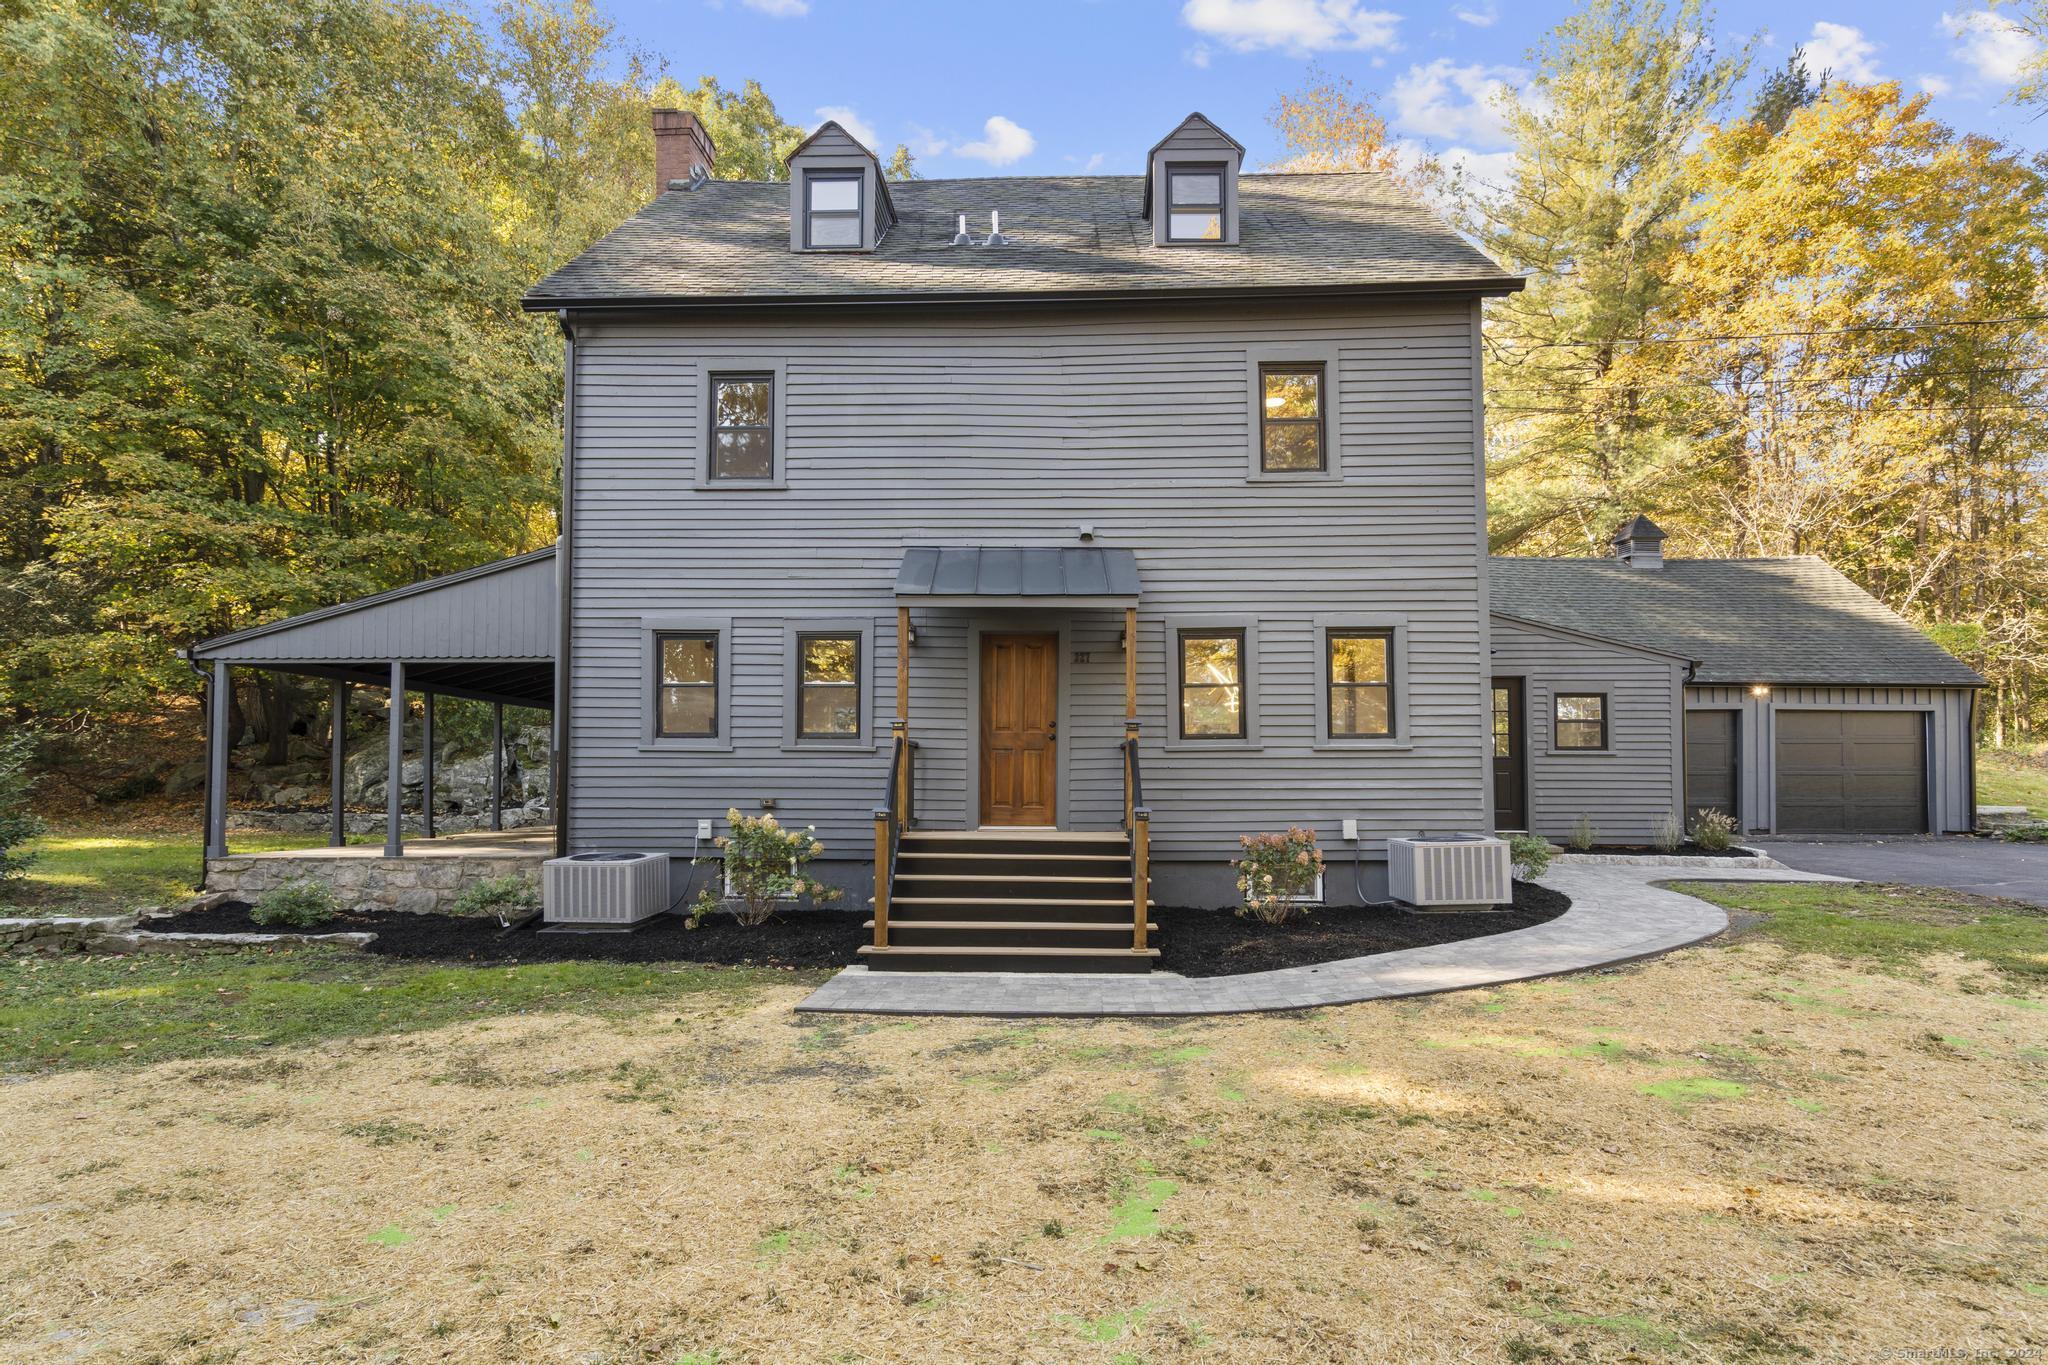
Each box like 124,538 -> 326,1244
553,309 -> 575,859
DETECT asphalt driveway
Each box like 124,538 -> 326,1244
1754,836 -> 2048,908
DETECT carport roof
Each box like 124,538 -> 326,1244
1489,556 -> 1985,688
183,547 -> 557,708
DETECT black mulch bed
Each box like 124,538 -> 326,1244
1576,843 -> 1757,858
153,884 -> 1570,977
1151,882 -> 1571,978
149,901 -> 869,970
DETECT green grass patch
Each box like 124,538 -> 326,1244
1980,748 -> 2048,818
1679,881 -> 2048,984
1102,1176 -> 1178,1242
1637,1077 -> 1748,1107
0,947 -> 785,1072
1,827 -> 333,917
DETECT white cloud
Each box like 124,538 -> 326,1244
1943,9 -> 2042,85
741,0 -> 809,15
1390,59 -> 1520,145
1185,42 -> 1214,68
1918,71 -> 1954,96
1084,152 -> 1107,172
1179,0 -> 1401,55
813,106 -> 877,149
957,115 -> 1037,165
1803,21 -> 1881,84
1452,2 -> 1497,27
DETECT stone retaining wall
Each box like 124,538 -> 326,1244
0,914 -> 139,954
205,851 -> 547,914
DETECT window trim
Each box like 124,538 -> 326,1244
1324,627 -> 1395,740
1311,616 -> 1411,750
1163,161 -> 1227,244
693,358 -> 787,490
781,618 -> 876,751
803,169 -> 865,250
1258,361 -> 1327,475
639,615 -> 733,752
1553,692 -> 1610,752
1162,616 -> 1261,751
1245,346 -> 1343,482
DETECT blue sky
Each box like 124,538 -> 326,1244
590,0 -> 2045,181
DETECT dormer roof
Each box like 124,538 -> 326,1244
1140,112 -> 1245,221
784,119 -> 898,222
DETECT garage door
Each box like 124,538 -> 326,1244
1774,710 -> 1925,833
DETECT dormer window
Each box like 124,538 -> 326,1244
784,119 -> 896,255
1167,165 -> 1225,242
804,172 -> 862,249
1142,113 -> 1244,248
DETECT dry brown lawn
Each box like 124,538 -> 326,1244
2,934 -> 2044,1362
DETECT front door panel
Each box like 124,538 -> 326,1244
980,633 -> 1058,826
1491,677 -> 1527,831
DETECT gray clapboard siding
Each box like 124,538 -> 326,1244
566,297 -> 1492,881
1488,617 -> 1685,843
1684,684 -> 1976,834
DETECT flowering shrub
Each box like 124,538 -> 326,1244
1687,808 -> 1738,852
1232,826 -> 1323,924
692,807 -> 839,927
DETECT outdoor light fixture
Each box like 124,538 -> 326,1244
1751,684 -> 1771,697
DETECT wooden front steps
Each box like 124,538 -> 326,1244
861,829 -> 1156,974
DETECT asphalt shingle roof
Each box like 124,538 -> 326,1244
1489,557 -> 1984,688
524,172 -> 1518,307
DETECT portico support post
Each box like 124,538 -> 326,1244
421,691 -> 436,841
489,702 -> 504,833
204,660 -> 230,860
329,681 -> 348,848
385,661 -> 406,857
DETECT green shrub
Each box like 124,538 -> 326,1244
1652,812 -> 1683,854
692,807 -> 838,927
1507,834 -> 1552,882
1233,826 -> 1323,924
1566,815 -> 1598,852
1688,808 -> 1738,852
2002,823 -> 2048,844
250,877 -> 339,928
451,874 -> 541,921
0,733 -> 44,885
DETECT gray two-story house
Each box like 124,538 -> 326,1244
187,110 -> 1983,972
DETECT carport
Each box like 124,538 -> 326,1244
182,548 -> 557,861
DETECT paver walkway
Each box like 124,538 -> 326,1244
795,863 -> 1846,1018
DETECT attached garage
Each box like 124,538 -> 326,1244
1773,709 -> 1926,833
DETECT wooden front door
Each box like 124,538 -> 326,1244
980,633 -> 1058,826
1491,677 -> 1527,832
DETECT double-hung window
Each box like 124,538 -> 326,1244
1259,363 -> 1326,472
655,632 -> 718,738
1554,693 -> 1608,750
804,171 -> 862,249
1326,631 -> 1393,738
1178,630 -> 1246,739
709,373 -> 774,481
1166,164 -> 1225,242
796,634 -> 861,739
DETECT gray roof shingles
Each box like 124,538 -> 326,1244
1489,557 -> 1984,688
524,171 -> 1518,306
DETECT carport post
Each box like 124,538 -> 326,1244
385,661 -> 406,858
204,659 -> 230,860
421,691 -> 436,841
489,702 -> 504,832
329,681 -> 347,848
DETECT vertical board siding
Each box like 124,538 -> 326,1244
1488,619 -> 1682,842
1683,685 -> 1975,834
569,299 -> 1490,862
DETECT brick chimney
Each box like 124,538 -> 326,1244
1610,514 -> 1667,570
652,109 -> 717,195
